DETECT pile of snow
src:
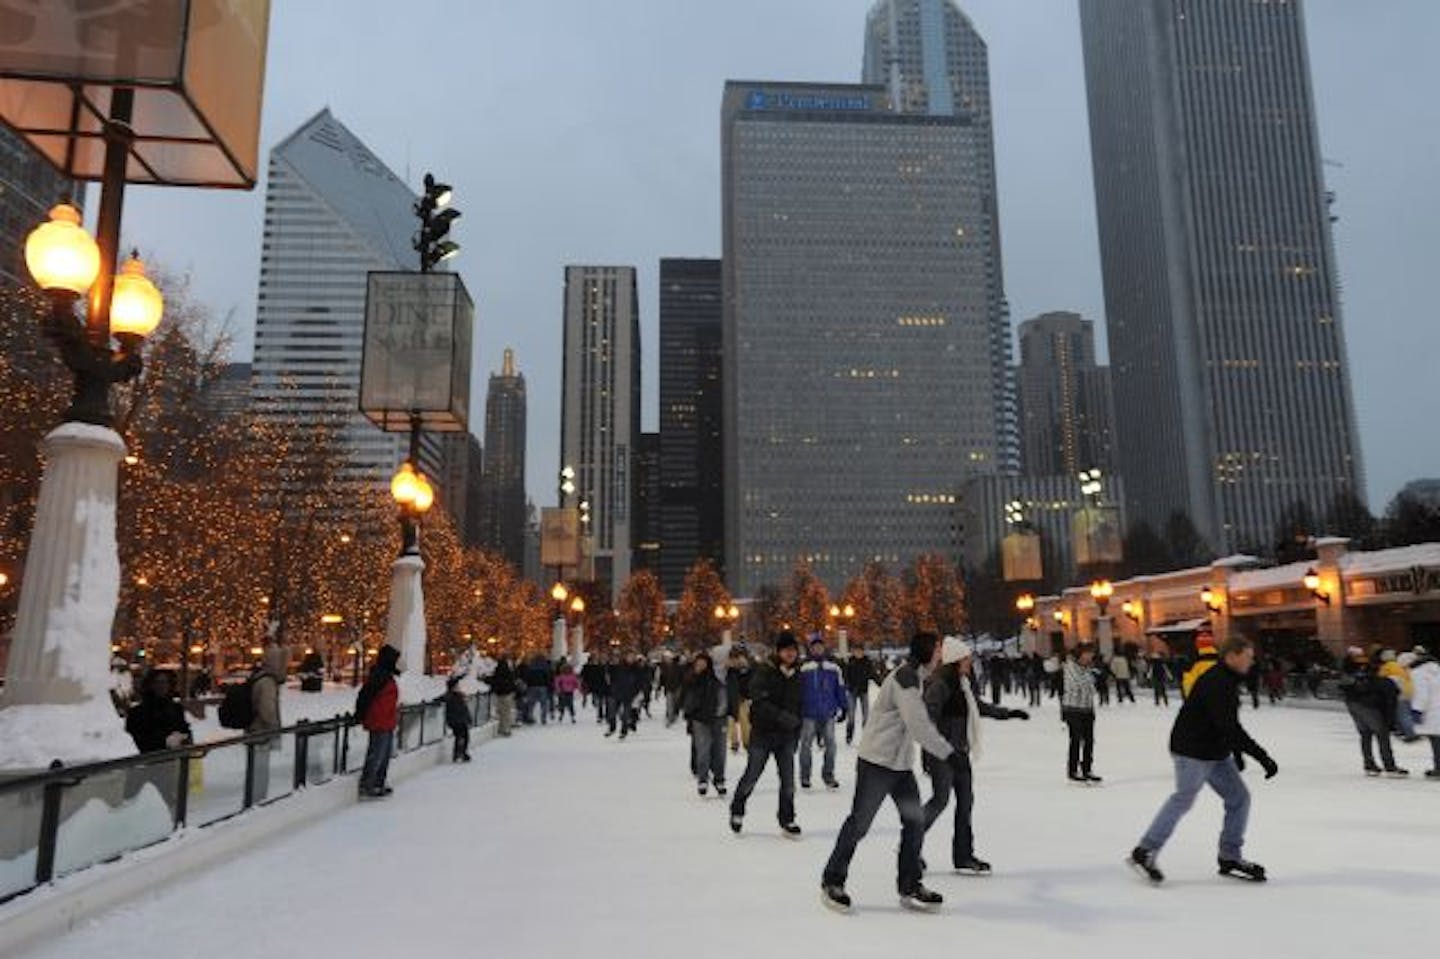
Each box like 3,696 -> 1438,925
0,701 -> 132,771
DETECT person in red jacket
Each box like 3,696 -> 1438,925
357,644 -> 402,798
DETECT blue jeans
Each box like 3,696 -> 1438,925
1140,754 -> 1250,859
800,717 -> 838,784
360,729 -> 395,794
844,690 -> 870,740
730,732 -> 798,825
823,758 -> 926,893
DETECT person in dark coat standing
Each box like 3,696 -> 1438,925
843,648 -> 876,744
729,632 -> 804,836
1339,647 -> 1407,776
125,669 -> 192,753
922,638 -> 1028,875
682,650 -> 727,796
607,653 -> 643,739
444,675 -> 472,762
485,656 -> 518,737
1129,636 -> 1278,884
581,654 -> 610,723
356,644 -> 402,798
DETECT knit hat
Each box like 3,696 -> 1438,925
775,631 -> 799,652
1194,632 -> 1217,657
910,632 -> 940,664
941,636 -> 973,665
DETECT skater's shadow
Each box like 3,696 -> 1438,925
961,865 -> 1167,931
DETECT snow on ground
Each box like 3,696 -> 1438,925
12,696 -> 1437,959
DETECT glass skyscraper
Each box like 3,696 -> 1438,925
479,348 -> 527,569
1080,0 -> 1364,552
722,81 -> 998,595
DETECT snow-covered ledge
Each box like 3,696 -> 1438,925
0,424 -> 131,769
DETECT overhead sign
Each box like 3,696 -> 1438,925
1002,531 -> 1043,582
744,90 -> 872,113
360,271 -> 472,432
540,508 -> 581,569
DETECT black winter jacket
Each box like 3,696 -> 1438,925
486,660 -> 518,696
747,660 -> 802,739
580,661 -> 608,695
681,670 -> 724,723
1169,663 -> 1270,762
923,669 -> 1015,753
843,656 -> 875,693
125,693 -> 192,753
445,689 -> 471,728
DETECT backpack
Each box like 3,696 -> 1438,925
218,676 -> 259,730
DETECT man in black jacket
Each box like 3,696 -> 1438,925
843,648 -> 875,744
125,670 -> 192,754
729,632 -> 804,836
1128,637 -> 1278,884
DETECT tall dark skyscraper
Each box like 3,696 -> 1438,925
658,258 -> 724,597
863,0 -> 1016,474
632,431 -> 661,575
479,348 -> 527,570
1016,312 -> 1115,479
1080,0 -> 1364,552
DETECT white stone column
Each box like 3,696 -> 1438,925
837,626 -> 849,657
0,424 -> 133,766
551,617 -> 567,662
385,554 -> 429,702
1097,616 -> 1115,658
571,622 -> 586,667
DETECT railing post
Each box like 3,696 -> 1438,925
34,760 -> 66,885
242,742 -> 256,809
340,718 -> 351,772
418,705 -> 426,747
293,724 -> 308,790
175,753 -> 191,828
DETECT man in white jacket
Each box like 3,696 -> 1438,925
1407,649 -> 1440,778
820,633 -> 957,914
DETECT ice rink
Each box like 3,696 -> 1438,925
14,694 -> 1436,958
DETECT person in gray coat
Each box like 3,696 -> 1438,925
820,633 -> 957,914
248,644 -> 287,801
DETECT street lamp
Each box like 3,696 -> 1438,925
1089,580 -> 1114,616
1201,586 -> 1223,614
1303,568 -> 1331,606
1121,600 -> 1141,624
715,602 -> 741,646
390,461 -> 435,556
1090,580 -> 1115,656
828,602 -> 855,655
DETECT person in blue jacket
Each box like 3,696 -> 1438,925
800,636 -> 848,789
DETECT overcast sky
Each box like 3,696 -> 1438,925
116,0 -> 1440,514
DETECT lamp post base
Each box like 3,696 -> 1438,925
0,424 -> 132,767
551,617 -> 567,663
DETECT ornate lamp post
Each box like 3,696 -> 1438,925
1090,579 -> 1115,657
714,603 -> 741,646
550,582 -> 570,661
827,603 -> 855,655
568,595 -> 587,664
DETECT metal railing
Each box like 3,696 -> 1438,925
0,692 -> 491,905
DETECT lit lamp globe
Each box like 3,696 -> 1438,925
551,582 -> 569,604
109,253 -> 165,338
412,473 -> 435,513
570,596 -> 586,615
391,462 -> 420,506
25,203 -> 100,297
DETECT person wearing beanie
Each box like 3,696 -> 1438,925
729,631 -> 804,836
357,644 -> 403,798
921,636 -> 1029,876
444,675 -> 473,762
1128,636 -> 1278,885
1339,646 -> 1407,776
1377,647 -> 1419,741
820,633 -> 957,914
799,636 -> 848,789
1181,631 -> 1220,698
1062,645 -> 1102,783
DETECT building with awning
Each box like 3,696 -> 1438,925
1029,539 -> 1440,660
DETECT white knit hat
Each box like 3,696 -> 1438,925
941,636 -> 974,665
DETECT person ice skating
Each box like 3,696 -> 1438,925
843,647 -> 876,743
1062,644 -> 1102,783
248,644 -> 287,800
1111,651 -> 1136,703
608,652 -> 645,739
1340,647 -> 1407,777
727,647 -> 753,753
554,661 -> 580,723
485,656 -> 518,737
1182,631 -> 1220,698
660,652 -> 685,726
444,675 -> 472,762
799,636 -> 847,789
729,632 -> 804,837
356,644 -> 402,798
1406,648 -> 1440,777
820,632 -> 957,913
1025,653 -> 1044,707
1149,653 -> 1170,706
922,637 -> 1029,876
682,650 -> 727,796
1128,636 -> 1278,884
1378,649 -> 1418,741
125,669 -> 193,754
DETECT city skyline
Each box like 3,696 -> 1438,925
104,0 -> 1440,515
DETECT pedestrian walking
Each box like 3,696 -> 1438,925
553,661 -> 580,723
582,653 -> 611,724
921,637 -> 1029,876
799,636 -> 847,789
1094,655 -> 1112,706
1128,636 -> 1278,884
1340,647 -> 1407,776
356,644 -> 402,797
1025,653 -> 1044,707
843,647 -> 876,743
729,632 -> 804,837
1111,652 -> 1136,704
1062,645 -> 1102,783
683,650 -> 728,796
820,632 -> 956,914
444,675 -> 472,762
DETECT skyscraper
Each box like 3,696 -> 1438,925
1,125 -> 80,286
250,109 -> 437,499
723,81 -> 998,595
633,431 -> 661,574
863,0 -> 1016,474
561,266 -> 640,600
658,258 -> 724,597
478,348 -> 527,569
1016,312 -> 1116,479
1080,0 -> 1364,551
438,431 -> 483,549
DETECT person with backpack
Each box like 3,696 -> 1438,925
444,675 -> 472,762
485,656 -> 518,736
245,645 -> 287,802
356,644 -> 402,797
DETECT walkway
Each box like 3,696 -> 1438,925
15,699 -> 1437,958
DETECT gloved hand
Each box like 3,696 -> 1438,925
164,731 -> 186,749
1009,709 -> 1030,721
1259,754 -> 1279,780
